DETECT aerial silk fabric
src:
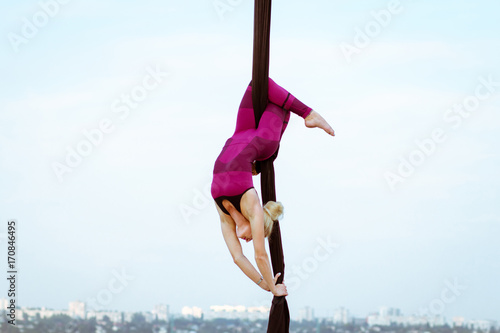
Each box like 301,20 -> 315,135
252,0 -> 290,332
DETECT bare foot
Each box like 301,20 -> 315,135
304,110 -> 335,136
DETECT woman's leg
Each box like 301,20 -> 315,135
268,79 -> 335,136
233,83 -> 256,134
268,78 -> 313,119
304,110 -> 335,136
234,78 -> 314,135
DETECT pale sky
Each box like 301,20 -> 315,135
1,0 -> 499,321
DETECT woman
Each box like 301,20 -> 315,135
211,78 -> 334,296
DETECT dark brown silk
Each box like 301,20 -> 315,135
252,0 -> 290,332
252,0 -> 272,128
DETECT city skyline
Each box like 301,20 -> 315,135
1,0 -> 499,325
2,298 -> 498,326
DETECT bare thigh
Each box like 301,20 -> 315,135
215,201 -> 232,223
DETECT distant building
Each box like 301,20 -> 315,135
69,301 -> 86,319
153,304 -> 170,321
143,311 -> 156,323
182,306 -> 203,319
351,317 -> 367,326
17,307 -> 68,320
206,305 -> 269,320
468,319 -> 497,331
333,307 -> 350,324
298,306 -> 315,322
379,306 -> 389,318
367,312 -> 390,326
0,298 -> 6,323
87,310 -> 122,323
388,308 -> 401,317
247,306 -> 270,320
0,298 -> 7,313
367,307 -> 445,327
404,315 -> 445,326
378,306 -> 401,321
123,312 -> 136,323
453,316 -> 466,327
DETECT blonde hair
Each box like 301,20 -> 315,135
263,201 -> 284,238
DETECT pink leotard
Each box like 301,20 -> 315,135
211,78 -> 312,215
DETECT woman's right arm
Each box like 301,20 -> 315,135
220,219 -> 270,291
242,199 -> 288,297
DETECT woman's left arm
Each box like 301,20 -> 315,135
220,220 -> 270,291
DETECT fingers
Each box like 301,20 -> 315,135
271,273 -> 289,296
277,285 -> 288,296
276,283 -> 288,296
